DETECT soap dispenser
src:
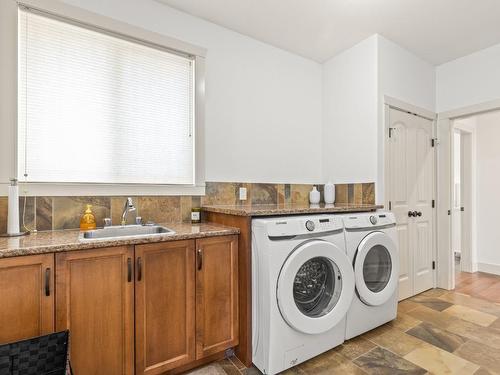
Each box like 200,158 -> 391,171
80,204 -> 97,230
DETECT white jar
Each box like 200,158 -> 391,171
309,186 -> 320,204
324,182 -> 335,204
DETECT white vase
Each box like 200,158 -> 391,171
309,186 -> 320,204
324,182 -> 335,204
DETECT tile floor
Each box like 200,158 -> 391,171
188,272 -> 500,375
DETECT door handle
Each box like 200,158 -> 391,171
197,249 -> 203,271
45,268 -> 51,296
137,257 -> 142,281
408,211 -> 416,217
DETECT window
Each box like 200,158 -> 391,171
18,7 -> 198,186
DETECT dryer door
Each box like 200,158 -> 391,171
277,240 -> 355,335
354,231 -> 399,306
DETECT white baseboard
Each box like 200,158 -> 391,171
472,262 -> 478,272
460,262 -> 478,273
477,262 -> 500,276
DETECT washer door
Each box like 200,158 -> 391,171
277,240 -> 355,335
354,231 -> 398,306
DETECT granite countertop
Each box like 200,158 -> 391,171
202,203 -> 383,217
0,222 -> 239,258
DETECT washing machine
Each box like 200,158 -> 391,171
252,215 -> 355,375
340,212 -> 399,339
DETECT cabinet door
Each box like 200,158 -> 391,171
56,246 -> 134,375
0,254 -> 54,344
135,240 -> 196,375
195,235 -> 238,359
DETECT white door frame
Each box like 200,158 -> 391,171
383,96 -> 438,289
437,98 -> 500,289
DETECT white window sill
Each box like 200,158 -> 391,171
0,182 -> 206,197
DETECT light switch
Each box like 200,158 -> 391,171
239,187 -> 247,200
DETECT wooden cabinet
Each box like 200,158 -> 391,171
0,254 -> 54,344
3,234 -> 238,374
55,246 -> 134,375
135,240 -> 196,375
204,212 -> 252,366
135,235 -> 239,374
195,235 -> 239,359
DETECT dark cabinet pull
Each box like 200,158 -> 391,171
416,211 -> 422,217
127,258 -> 132,282
197,249 -> 203,271
45,268 -> 51,296
137,257 -> 142,281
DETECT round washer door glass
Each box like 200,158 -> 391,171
354,231 -> 399,307
363,245 -> 392,293
277,240 -> 355,335
293,256 -> 342,317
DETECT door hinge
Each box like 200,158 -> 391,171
432,261 -> 436,270
461,207 -> 464,212
432,199 -> 435,208
389,201 -> 392,210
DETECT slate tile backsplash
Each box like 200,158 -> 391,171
0,181 -> 375,233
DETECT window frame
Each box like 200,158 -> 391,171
5,0 -> 206,196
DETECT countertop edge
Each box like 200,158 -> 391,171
202,204 -> 384,217
0,226 -> 240,259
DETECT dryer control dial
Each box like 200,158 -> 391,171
305,220 -> 315,231
369,215 -> 378,225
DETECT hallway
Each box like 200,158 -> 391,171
455,271 -> 500,304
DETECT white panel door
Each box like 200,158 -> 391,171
412,116 -> 434,294
388,109 -> 412,299
388,108 -> 434,300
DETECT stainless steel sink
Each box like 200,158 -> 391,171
79,224 -> 175,241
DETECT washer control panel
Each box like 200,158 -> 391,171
265,215 -> 342,238
343,212 -> 395,230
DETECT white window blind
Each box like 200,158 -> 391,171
18,8 -> 195,185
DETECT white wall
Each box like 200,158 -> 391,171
322,35 -> 435,202
436,42 -> 500,113
377,35 -> 436,201
1,0 -> 448,196
322,35 -> 378,185
1,0 -> 323,187
378,36 -> 436,112
475,111 -> 500,272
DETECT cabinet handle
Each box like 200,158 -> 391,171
408,211 -> 415,217
127,258 -> 132,282
416,211 -> 422,217
197,249 -> 203,271
45,268 -> 51,296
137,257 -> 142,281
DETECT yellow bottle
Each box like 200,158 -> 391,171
80,204 -> 97,230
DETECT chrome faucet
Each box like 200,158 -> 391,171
121,197 -> 136,225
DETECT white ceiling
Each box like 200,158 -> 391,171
156,0 -> 500,65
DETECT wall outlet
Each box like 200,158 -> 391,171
239,187 -> 247,200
